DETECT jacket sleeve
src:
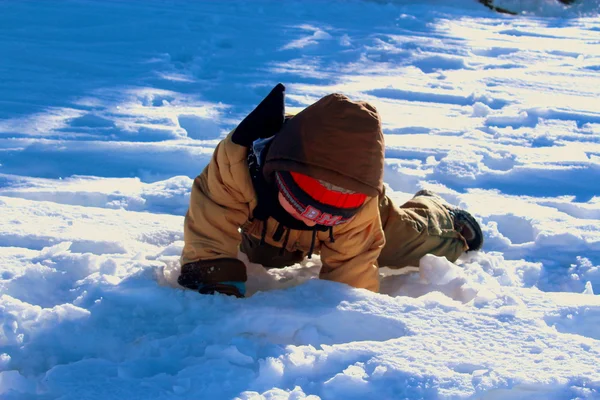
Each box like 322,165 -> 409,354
318,197 -> 385,292
181,137 -> 254,273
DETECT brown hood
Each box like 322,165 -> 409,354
263,93 -> 385,197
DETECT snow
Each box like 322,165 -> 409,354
1,0 -> 600,398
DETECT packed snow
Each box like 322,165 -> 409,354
1,0 -> 599,399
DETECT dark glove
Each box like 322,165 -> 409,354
178,258 -> 247,298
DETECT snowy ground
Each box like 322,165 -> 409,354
1,0 -> 600,399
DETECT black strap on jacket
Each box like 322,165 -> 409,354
232,83 -> 286,147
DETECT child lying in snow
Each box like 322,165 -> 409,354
178,84 -> 483,297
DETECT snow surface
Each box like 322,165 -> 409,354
1,0 -> 600,399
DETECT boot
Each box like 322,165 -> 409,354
448,208 -> 484,251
